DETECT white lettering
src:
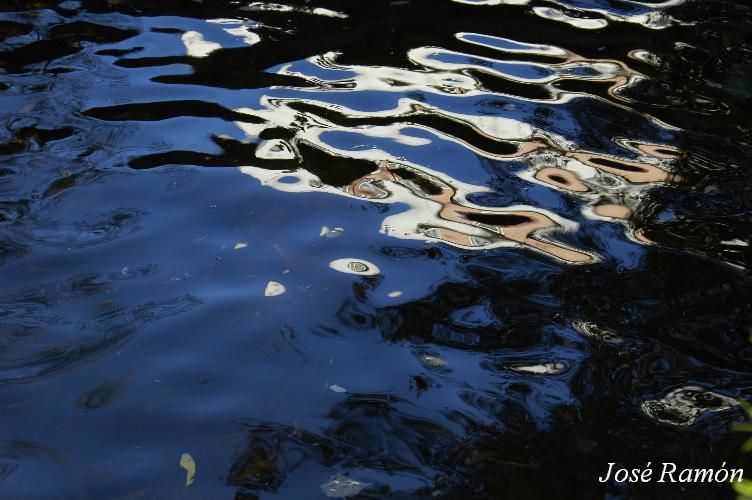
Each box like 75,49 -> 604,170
659,463 -> 677,482
598,463 -> 615,483
614,468 -> 628,482
641,463 -> 653,482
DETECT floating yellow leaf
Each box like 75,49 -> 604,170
733,478 -> 752,497
744,436 -> 752,454
180,452 -> 196,486
264,281 -> 286,297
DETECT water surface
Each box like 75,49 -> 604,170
1,0 -> 751,498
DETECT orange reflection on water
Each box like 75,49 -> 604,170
347,161 -> 595,263
567,151 -> 673,184
534,167 -> 590,192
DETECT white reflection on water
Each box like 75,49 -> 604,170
454,0 -> 690,30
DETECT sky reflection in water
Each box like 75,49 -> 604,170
0,0 -> 751,498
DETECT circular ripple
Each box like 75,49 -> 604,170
329,258 -> 381,276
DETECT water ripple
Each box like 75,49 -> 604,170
1,0 -> 751,497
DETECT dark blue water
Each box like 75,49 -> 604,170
1,0 -> 751,498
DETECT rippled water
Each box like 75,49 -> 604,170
1,0 -> 751,498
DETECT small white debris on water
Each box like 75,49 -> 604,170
320,226 -> 344,238
388,291 -> 403,298
321,474 -> 370,498
233,242 -> 248,250
510,362 -> 566,374
328,384 -> 347,393
329,258 -> 380,276
264,281 -> 286,296
419,354 -> 447,368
